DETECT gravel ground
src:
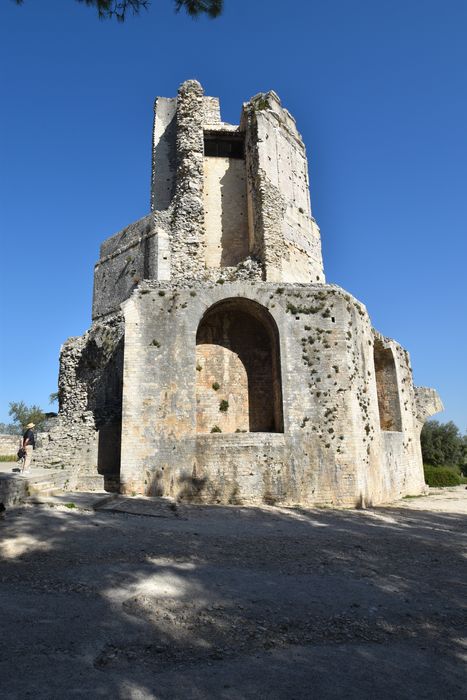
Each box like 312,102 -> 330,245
0,490 -> 466,699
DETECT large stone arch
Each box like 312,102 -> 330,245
195,298 -> 283,434
374,339 -> 402,432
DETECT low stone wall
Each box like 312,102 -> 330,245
0,434 -> 21,456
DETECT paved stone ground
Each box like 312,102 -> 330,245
0,490 -> 466,699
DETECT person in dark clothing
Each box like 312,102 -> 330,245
22,422 -> 35,472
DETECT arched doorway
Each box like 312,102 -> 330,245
374,339 -> 402,432
196,298 -> 283,434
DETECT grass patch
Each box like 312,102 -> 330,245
65,502 -> 76,509
0,455 -> 18,462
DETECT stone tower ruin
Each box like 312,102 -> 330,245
37,80 -> 442,506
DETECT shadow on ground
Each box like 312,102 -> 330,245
0,500 -> 466,699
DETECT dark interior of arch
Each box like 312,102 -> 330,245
196,298 -> 283,433
374,339 -> 403,432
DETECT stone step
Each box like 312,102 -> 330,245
77,474 -> 105,491
14,468 -> 76,497
25,490 -> 117,510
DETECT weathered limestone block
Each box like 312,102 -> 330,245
415,387 -> 444,426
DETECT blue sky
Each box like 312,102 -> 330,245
1,0 -> 466,430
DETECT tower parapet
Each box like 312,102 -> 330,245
93,80 -> 324,319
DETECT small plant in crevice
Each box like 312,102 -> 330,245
190,291 -> 197,297
211,425 -> 222,433
300,416 -> 310,429
150,339 -> 161,348
158,290 -> 166,297
212,382 -> 220,391
219,400 -> 229,412
196,363 -> 202,371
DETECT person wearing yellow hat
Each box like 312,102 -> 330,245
22,422 -> 36,473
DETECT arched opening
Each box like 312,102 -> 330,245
196,298 -> 283,434
374,339 -> 402,432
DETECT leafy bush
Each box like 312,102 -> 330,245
9,401 -> 46,431
424,464 -> 462,487
421,420 -> 467,467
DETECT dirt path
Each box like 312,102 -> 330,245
1,490 -> 466,699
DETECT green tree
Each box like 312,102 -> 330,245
420,420 -> 465,467
0,422 -> 21,436
14,0 -> 224,22
49,392 -> 59,405
8,401 -> 46,431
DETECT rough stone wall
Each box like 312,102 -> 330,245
118,282 -> 433,506
203,156 -> 249,267
93,82 -> 326,321
0,434 -> 20,456
195,301 -> 281,434
33,314 -> 124,488
415,387 -> 444,424
374,338 -> 403,431
151,97 -> 177,212
170,80 -> 207,279
196,344 -> 250,434
92,215 -> 155,319
0,474 -> 28,507
242,92 -> 325,284
203,96 -> 221,126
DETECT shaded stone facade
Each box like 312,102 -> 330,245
36,80 -> 442,505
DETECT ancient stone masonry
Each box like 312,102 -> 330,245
36,80 -> 442,504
